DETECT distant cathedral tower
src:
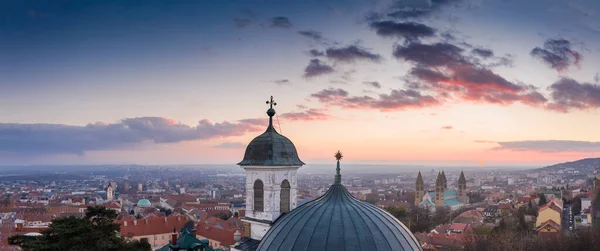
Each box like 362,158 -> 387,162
415,171 -> 425,206
435,172 -> 445,207
416,170 -> 468,210
238,96 -> 305,240
458,171 -> 468,203
441,170 -> 448,190
107,184 -> 115,201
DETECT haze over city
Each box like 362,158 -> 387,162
1,0 -> 600,167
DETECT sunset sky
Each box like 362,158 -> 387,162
1,0 -> 600,166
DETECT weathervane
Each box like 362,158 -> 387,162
266,96 -> 277,109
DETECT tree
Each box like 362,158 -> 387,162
9,206 -> 150,251
525,202 -> 537,217
432,206 -> 451,226
538,193 -> 547,206
404,206 -> 432,233
384,206 -> 407,221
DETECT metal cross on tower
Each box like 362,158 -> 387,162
266,96 -> 277,109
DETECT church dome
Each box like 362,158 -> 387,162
256,152 -> 422,251
238,97 -> 304,166
137,199 -> 151,208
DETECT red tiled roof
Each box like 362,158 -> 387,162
165,195 -> 197,203
450,223 -> 468,232
103,201 -> 121,209
47,206 -> 83,215
14,227 -> 46,234
117,215 -> 191,237
23,213 -> 53,223
517,196 -> 533,203
195,223 -> 238,246
536,219 -> 560,232
538,202 -> 561,214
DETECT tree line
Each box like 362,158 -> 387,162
9,206 -> 151,251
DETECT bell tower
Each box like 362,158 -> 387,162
107,184 -> 114,201
458,171 -> 468,203
435,171 -> 445,207
415,171 -> 425,206
238,96 -> 305,240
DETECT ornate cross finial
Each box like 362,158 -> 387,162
334,150 -> 343,184
334,151 -> 343,161
266,96 -> 277,109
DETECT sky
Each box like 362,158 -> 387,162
1,0 -> 600,166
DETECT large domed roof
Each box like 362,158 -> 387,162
238,97 -> 304,166
257,153 -> 422,251
137,199 -> 151,208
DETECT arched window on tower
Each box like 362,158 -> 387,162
254,180 -> 264,212
280,180 -> 291,213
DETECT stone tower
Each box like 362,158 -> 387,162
238,96 -> 304,240
441,170 -> 448,190
458,171 -> 469,203
435,171 -> 445,207
415,171 -> 425,206
106,184 -> 114,201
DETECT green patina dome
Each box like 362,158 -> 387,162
137,199 -> 151,207
256,159 -> 422,251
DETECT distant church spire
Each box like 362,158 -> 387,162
415,171 -> 425,206
435,171 -> 445,207
441,170 -> 447,189
458,170 -> 468,203
334,151 -> 343,184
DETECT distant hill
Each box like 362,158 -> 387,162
537,158 -> 600,172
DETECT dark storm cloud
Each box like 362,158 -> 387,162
393,42 -> 467,67
0,117 -> 265,155
546,78 -> 600,112
280,109 -> 332,121
325,45 -> 383,63
269,16 -> 293,28
381,0 -> 463,20
472,48 -> 494,58
311,88 -> 440,111
298,30 -> 328,44
232,18 -> 252,28
396,41 -> 548,107
369,89 -> 440,111
530,38 -> 582,71
212,142 -> 246,148
303,59 -> 335,78
409,67 -> 450,82
493,140 -> 600,153
310,88 -> 349,103
308,49 -> 325,57
273,79 -> 291,85
370,21 -> 436,40
388,9 -> 432,19
363,81 -> 382,88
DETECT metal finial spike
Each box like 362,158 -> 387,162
334,151 -> 343,184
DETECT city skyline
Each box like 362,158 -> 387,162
1,0 -> 600,166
